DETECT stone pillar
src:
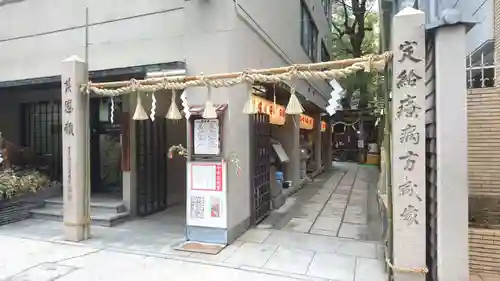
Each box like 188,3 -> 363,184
435,24 -> 469,281
390,8 -> 426,281
313,113 -> 322,172
324,117 -> 333,171
61,56 -> 91,241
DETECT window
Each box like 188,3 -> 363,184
321,0 -> 331,15
301,1 -> 319,61
321,40 -> 330,62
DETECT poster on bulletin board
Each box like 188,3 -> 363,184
186,161 -> 227,229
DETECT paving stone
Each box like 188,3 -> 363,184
223,242 -> 278,268
343,213 -> 367,224
338,223 -> 370,240
283,218 -> 314,233
354,257 -> 386,281
263,231 -> 338,254
10,263 -> 76,281
309,229 -> 338,237
312,217 -> 342,232
263,247 -> 314,274
238,229 -> 272,243
190,240 -> 244,262
335,240 -> 378,259
307,252 -> 355,281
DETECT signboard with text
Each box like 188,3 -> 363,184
251,95 -> 325,130
186,161 -> 227,229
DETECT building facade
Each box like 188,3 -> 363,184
0,0 -> 334,244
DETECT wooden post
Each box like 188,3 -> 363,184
390,8 -> 426,281
61,55 -> 91,241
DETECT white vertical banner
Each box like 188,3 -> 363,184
391,8 -> 427,281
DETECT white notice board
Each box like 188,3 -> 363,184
193,119 -> 220,155
186,161 -> 227,228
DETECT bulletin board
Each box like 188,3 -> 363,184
190,116 -> 223,160
186,161 -> 227,229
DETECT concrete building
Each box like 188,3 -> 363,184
0,0 -> 333,244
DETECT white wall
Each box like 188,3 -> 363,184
0,0 -> 332,103
0,0 -> 185,82
234,0 -> 332,102
454,0 -> 493,54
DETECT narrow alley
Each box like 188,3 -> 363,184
0,164 -> 386,281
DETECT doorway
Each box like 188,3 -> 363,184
135,119 -> 168,217
90,97 -> 123,197
250,113 -> 272,224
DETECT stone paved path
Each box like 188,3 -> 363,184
0,163 -> 386,281
259,163 -> 381,242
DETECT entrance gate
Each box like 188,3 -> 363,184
135,119 -> 168,217
250,113 -> 271,224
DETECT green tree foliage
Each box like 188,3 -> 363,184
331,0 -> 381,109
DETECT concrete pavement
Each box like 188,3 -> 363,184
0,163 -> 386,281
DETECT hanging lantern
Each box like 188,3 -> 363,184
166,89 -> 182,120
150,91 -> 157,121
285,85 -> 304,115
242,82 -> 257,114
132,93 -> 149,120
202,85 -> 217,119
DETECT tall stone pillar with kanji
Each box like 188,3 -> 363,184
61,55 -> 91,241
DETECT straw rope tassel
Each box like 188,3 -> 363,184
202,85 -> 217,119
242,82 -> 257,114
286,85 -> 304,115
166,89 -> 182,120
133,93 -> 148,120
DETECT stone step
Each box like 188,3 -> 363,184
30,197 -> 129,227
44,197 -> 127,214
30,206 -> 129,227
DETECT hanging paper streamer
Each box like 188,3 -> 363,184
110,97 -> 115,124
285,84 -> 304,115
242,82 -> 257,114
166,89 -> 182,120
203,85 -> 217,119
132,93 -> 148,120
180,90 -> 190,119
150,91 -> 157,121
